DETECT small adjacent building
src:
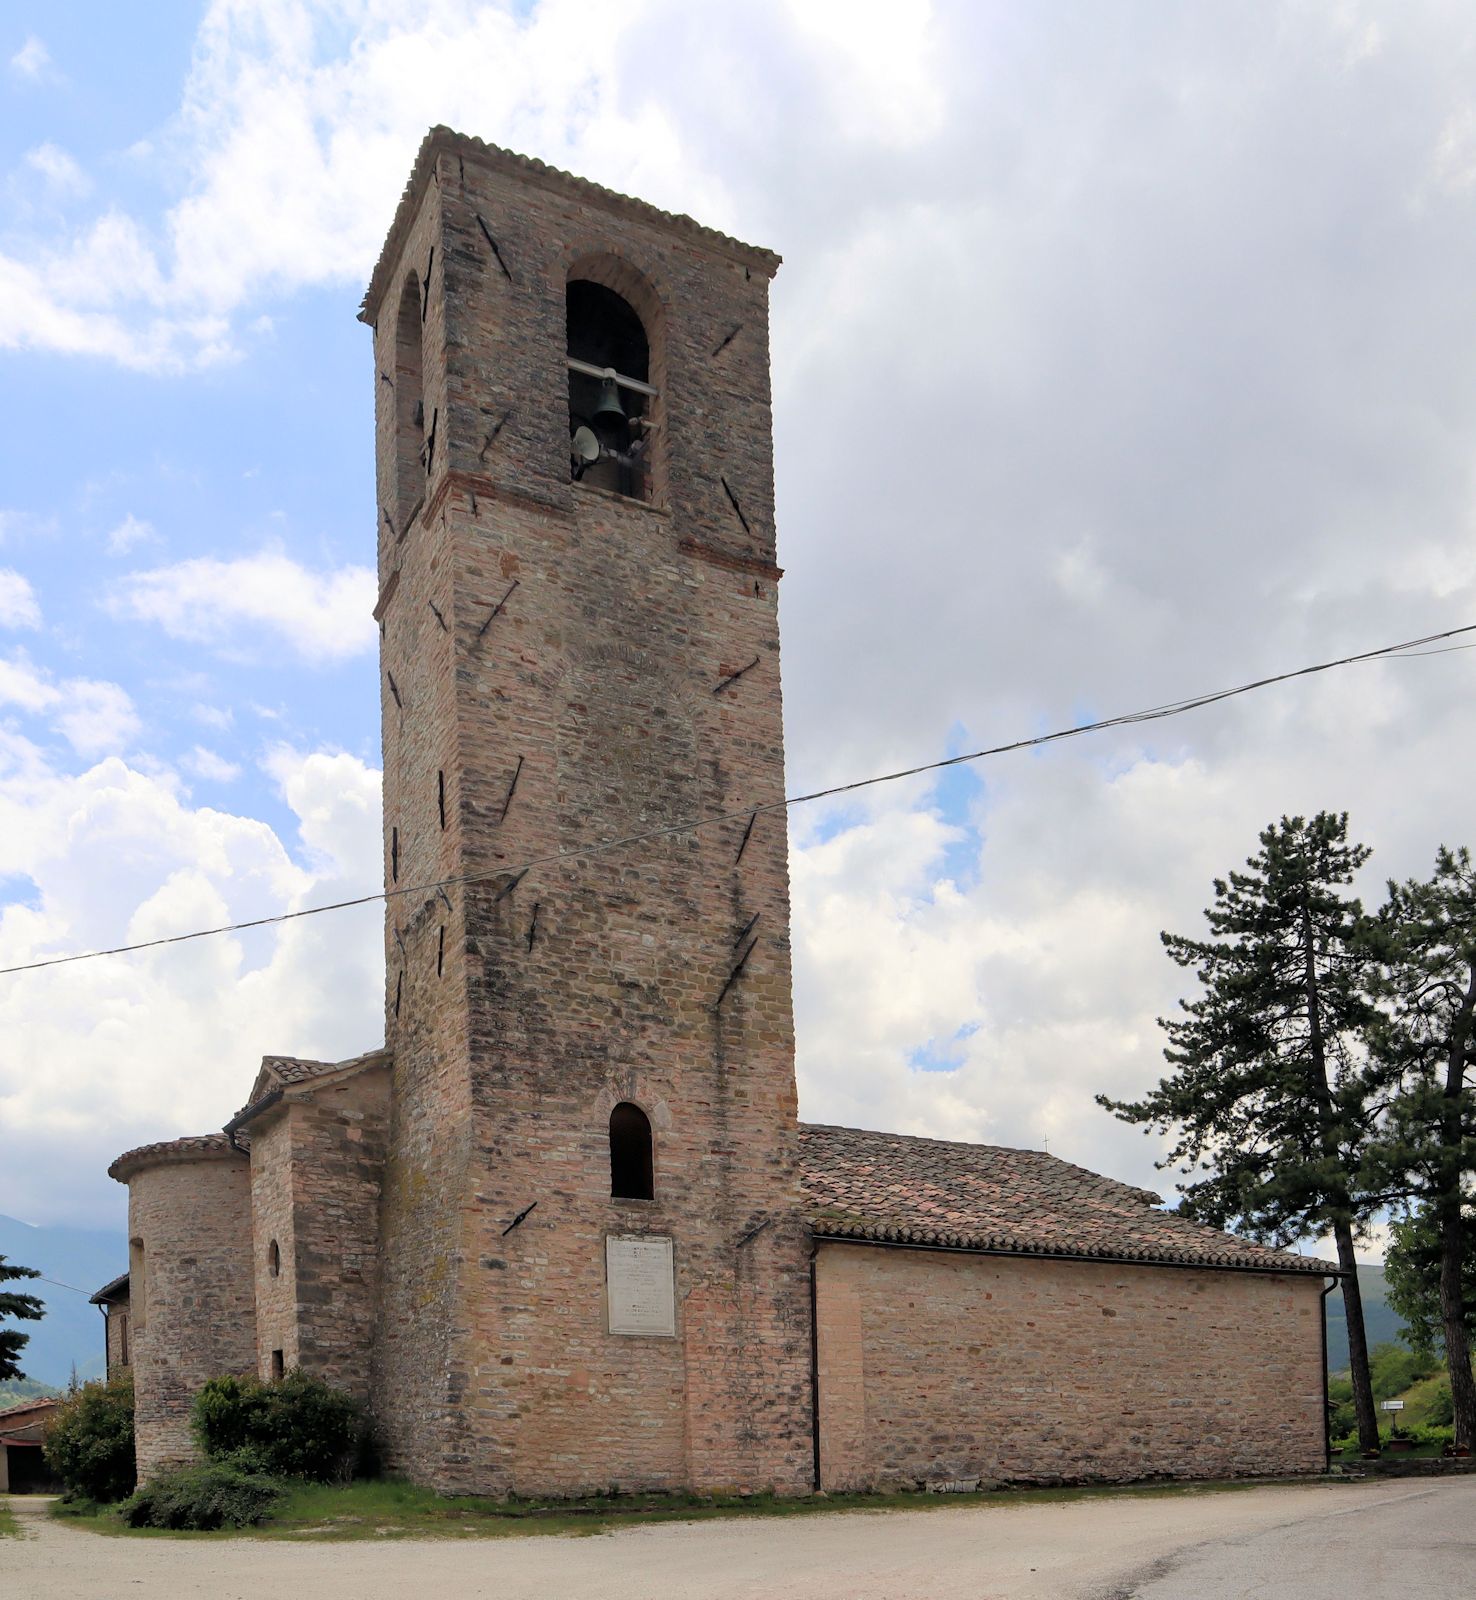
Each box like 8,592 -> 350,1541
90,1272 -> 132,1378
106,127 -> 1334,1496
0,1398 -> 61,1494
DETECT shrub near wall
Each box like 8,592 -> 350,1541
44,1374 -> 136,1503
120,1463 -> 284,1530
191,1371 -> 366,1481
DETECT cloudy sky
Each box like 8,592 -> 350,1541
2,2 -> 1474,1258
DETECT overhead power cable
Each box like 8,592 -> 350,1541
32,1275 -> 96,1298
0,620 -> 1471,982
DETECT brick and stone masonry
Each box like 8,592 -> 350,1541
815,1244 -> 1326,1491
108,1138 -> 255,1477
247,1059 -> 389,1399
360,130 -> 813,1495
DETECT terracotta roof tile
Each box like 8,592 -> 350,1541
799,1124 -> 1332,1274
259,1055 -> 340,1087
360,126 -> 780,324
107,1132 -> 244,1183
234,1048 -> 391,1126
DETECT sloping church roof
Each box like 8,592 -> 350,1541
799,1123 -> 1332,1274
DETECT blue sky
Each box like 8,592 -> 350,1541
2,6 -> 379,855
3,3 -> 1475,1272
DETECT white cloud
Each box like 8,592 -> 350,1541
0,0 -> 955,368
105,513 -> 157,555
0,508 -> 57,547
191,701 -> 234,731
181,745 -> 241,783
52,680 -> 141,758
24,143 -> 89,197
107,545 -> 376,664
0,570 -> 40,629
0,736 -> 383,1225
1430,107 -> 1476,194
0,652 -> 140,756
9,35 -> 50,79
0,653 -> 59,714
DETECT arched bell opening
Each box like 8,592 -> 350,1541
567,277 -> 657,501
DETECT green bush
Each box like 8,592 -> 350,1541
43,1373 -> 136,1503
191,1370 -> 365,1481
119,1463 -> 284,1530
1427,1384 -> 1454,1427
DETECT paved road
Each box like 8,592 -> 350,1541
3,1477 -> 1472,1599
1118,1476 -> 1475,1599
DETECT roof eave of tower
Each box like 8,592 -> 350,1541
106,1132 -> 247,1184
359,125 -> 782,325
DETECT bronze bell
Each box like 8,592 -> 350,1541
593,372 -> 626,426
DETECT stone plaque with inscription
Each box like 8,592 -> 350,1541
606,1234 -> 676,1337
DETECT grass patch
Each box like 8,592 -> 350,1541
0,1502 -> 20,1539
49,1471 -> 1352,1542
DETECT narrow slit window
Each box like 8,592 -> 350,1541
438,770 -> 446,830
391,826 -> 399,882
128,1237 -> 147,1332
609,1102 -> 654,1200
436,924 -> 445,977
394,274 -> 425,528
271,1349 -> 285,1381
268,1240 -> 281,1278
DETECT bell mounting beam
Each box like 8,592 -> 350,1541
565,356 -> 658,397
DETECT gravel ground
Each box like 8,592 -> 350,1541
3,1477 -> 1471,1600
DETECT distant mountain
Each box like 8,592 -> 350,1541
1325,1264 -> 1410,1372
0,1214 -> 127,1388
0,1376 -> 61,1405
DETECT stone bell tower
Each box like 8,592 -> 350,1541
359,128 -> 812,1496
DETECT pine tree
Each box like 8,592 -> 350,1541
1363,847 -> 1476,1452
0,1252 -> 44,1383
1097,813 -> 1386,1453
1383,1204 -> 1476,1360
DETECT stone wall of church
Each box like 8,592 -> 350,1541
249,1109 -> 297,1375
125,1151 -> 255,1477
250,1069 -> 389,1400
815,1242 -> 1325,1490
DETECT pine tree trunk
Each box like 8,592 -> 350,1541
1437,964 -> 1476,1452
1437,1197 -> 1476,1452
1334,1222 -> 1381,1453
1300,885 -> 1379,1454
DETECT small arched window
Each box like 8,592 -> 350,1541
609,1102 -> 654,1200
268,1240 -> 281,1278
567,279 -> 655,500
394,272 -> 425,527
